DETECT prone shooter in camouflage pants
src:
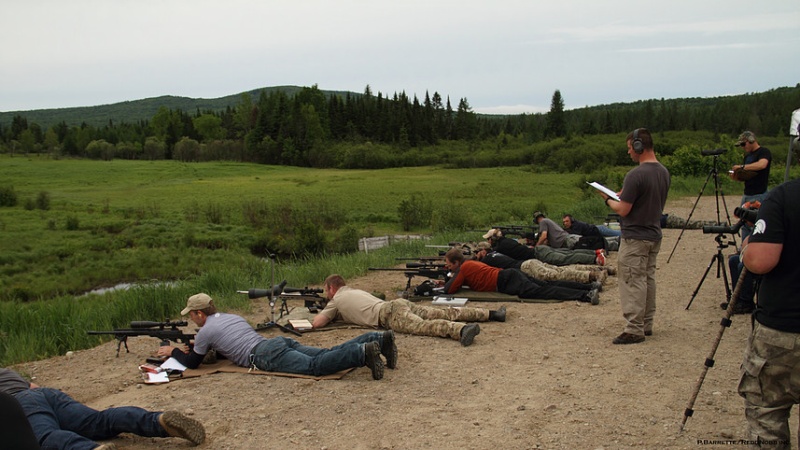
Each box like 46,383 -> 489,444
313,275 -> 505,347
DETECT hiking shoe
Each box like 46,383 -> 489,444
583,288 -> 600,305
490,306 -> 507,322
644,330 -> 653,336
381,330 -> 397,369
605,265 -> 617,276
159,410 -> 206,445
364,341 -> 384,380
460,323 -> 481,346
590,281 -> 603,292
612,332 -> 645,345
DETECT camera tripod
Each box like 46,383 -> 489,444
667,153 -> 736,264
684,231 -> 734,310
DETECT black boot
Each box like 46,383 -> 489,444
489,306 -> 506,322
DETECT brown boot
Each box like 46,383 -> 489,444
159,410 -> 206,445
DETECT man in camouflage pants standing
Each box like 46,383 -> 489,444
312,275 -> 504,347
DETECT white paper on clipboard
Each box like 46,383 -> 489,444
587,182 -> 620,201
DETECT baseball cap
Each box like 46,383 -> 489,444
533,211 -> 545,221
736,131 -> 755,147
181,293 -> 213,315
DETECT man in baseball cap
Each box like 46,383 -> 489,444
160,293 -> 393,380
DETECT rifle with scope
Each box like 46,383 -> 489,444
490,225 -> 538,239
87,320 -> 195,357
369,263 -> 451,292
280,286 -> 328,313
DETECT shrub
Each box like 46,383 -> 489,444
398,194 -> 432,231
0,185 -> 17,207
36,191 -> 51,210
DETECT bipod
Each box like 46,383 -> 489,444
667,154 -> 736,263
681,268 -> 748,431
685,232 -> 733,310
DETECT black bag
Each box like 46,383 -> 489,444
573,235 -> 605,251
413,280 -> 437,296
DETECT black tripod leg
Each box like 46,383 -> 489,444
685,253 -> 718,310
668,169 -> 714,263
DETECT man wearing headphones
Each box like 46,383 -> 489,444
599,128 -> 670,345
729,131 -> 771,240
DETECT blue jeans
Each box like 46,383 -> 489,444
14,388 -> 165,450
728,254 -> 756,306
251,332 -> 382,376
597,225 -> 621,237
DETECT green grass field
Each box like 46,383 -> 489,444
0,154 -> 787,366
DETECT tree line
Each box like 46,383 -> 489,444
1,84 -> 798,171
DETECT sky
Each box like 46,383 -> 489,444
1,0 -> 798,115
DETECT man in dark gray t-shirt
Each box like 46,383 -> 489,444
599,128 -> 670,345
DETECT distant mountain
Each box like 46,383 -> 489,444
0,85 -> 355,128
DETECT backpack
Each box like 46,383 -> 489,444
573,235 -> 606,251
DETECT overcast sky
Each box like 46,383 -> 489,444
1,0 -> 798,115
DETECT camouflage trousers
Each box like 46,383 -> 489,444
738,321 -> 800,449
378,299 -> 489,341
520,259 -> 599,284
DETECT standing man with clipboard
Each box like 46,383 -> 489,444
598,128 -> 670,345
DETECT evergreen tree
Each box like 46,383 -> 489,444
546,89 -> 566,138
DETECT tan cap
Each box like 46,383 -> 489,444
181,293 -> 213,315
482,228 -> 502,240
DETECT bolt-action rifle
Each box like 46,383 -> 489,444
88,320 -> 195,357
369,263 -> 451,292
280,286 -> 328,313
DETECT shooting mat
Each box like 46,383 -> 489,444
180,359 -> 354,380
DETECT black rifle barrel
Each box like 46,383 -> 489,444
130,320 -> 187,329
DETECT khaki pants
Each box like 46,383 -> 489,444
618,238 -> 660,336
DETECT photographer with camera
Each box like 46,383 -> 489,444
720,202 -> 761,315
729,131 -> 772,240
737,178 -> 800,446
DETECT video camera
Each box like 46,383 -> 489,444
702,206 -> 758,234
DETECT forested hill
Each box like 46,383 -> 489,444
1,84 -> 797,173
3,84 -> 798,132
0,85 -> 350,128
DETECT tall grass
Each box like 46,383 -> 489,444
0,238 -> 436,366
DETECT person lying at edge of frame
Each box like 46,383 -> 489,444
0,367 -> 206,449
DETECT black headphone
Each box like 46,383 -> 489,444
632,128 -> 644,154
